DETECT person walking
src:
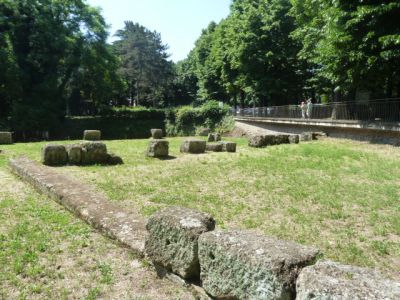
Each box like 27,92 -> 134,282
300,101 -> 307,119
306,98 -> 313,119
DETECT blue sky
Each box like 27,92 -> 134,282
86,0 -> 232,62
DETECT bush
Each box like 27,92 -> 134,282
165,101 -> 230,136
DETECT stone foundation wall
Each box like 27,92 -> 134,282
235,118 -> 400,146
9,157 -> 400,299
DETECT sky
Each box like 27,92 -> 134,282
86,0 -> 232,62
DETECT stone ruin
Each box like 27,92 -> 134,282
151,129 -> 163,139
42,142 -> 123,166
146,139 -> 169,158
180,139 -> 207,154
83,130 -> 101,141
0,132 -> 13,145
249,134 -> 299,148
206,141 -> 236,153
145,206 -> 400,300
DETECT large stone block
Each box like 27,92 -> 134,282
81,142 -> 108,165
66,144 -> 82,165
180,139 -> 206,154
145,206 -> 215,280
312,131 -> 327,140
248,134 -> 290,148
0,132 -> 13,144
199,230 -> 319,300
83,130 -> 101,141
151,129 -> 163,139
296,260 -> 400,300
300,132 -> 313,142
42,144 -> 68,166
146,139 -> 169,157
289,135 -> 300,144
221,141 -> 237,152
205,143 -> 223,152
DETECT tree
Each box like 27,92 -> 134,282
0,0 -> 119,131
114,21 -> 174,107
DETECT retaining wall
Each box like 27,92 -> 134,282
235,117 -> 400,145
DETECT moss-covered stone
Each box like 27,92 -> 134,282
289,135 -> 300,144
145,206 -> 215,280
199,230 -> 319,300
221,141 -> 236,152
296,260 -> 400,300
66,144 -> 82,165
205,143 -> 223,152
151,129 -> 163,139
81,142 -> 108,165
180,139 -> 206,154
0,132 -> 13,144
146,139 -> 169,157
83,130 -> 101,141
42,144 -> 68,166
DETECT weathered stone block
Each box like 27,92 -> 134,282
146,139 -> 169,157
0,132 -> 13,144
221,141 -> 237,152
248,134 -> 291,148
81,142 -> 108,165
151,129 -> 163,139
300,132 -> 313,142
83,130 -> 101,141
145,206 -> 215,280
199,230 -> 319,300
205,143 -> 223,152
289,135 -> 300,144
106,153 -> 123,165
180,139 -> 206,154
296,260 -> 400,300
248,135 -> 265,147
66,144 -> 82,165
42,144 -> 68,166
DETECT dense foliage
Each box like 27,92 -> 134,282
177,0 -> 400,106
1,0 -> 399,135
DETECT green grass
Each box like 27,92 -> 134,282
1,137 -> 400,279
0,145 -> 194,299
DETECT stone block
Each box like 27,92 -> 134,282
151,129 -> 163,139
248,135 -> 266,147
83,130 -> 101,141
146,139 -> 169,158
248,134 -> 291,148
42,144 -> 68,166
81,142 -> 108,165
106,153 -> 123,165
205,143 -> 223,152
296,260 -> 400,300
0,132 -> 13,144
300,132 -> 313,142
180,139 -> 206,154
289,135 -> 300,144
221,141 -> 237,152
196,127 -> 211,137
66,144 -> 82,165
198,230 -> 319,300
145,206 -> 215,280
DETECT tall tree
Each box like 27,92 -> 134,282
114,21 -> 174,107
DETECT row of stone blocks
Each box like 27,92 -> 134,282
146,139 -> 237,158
249,132 -> 327,148
42,142 -> 123,166
145,206 -> 400,299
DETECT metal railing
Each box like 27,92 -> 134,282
234,98 -> 400,123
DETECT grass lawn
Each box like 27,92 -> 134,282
0,152 -> 194,299
1,137 -> 400,280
